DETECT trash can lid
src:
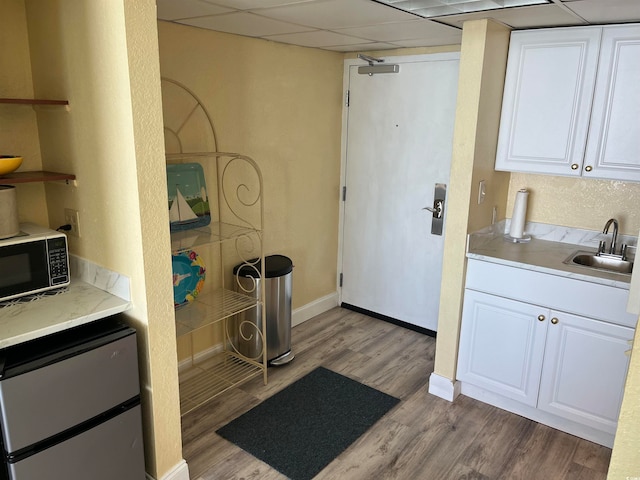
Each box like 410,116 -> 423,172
233,254 -> 293,278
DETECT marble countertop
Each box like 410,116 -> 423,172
0,257 -> 131,349
468,225 -> 634,290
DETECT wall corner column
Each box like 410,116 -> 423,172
432,19 -> 511,387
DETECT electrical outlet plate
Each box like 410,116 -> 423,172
64,208 -> 80,237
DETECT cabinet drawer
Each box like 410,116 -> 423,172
7,405 -> 145,480
465,259 -> 637,328
0,331 -> 139,453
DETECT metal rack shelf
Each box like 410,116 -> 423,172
179,352 -> 264,415
174,288 -> 259,337
164,77 -> 267,416
170,222 -> 260,254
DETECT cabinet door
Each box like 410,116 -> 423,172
538,311 -> 633,434
457,290 -> 548,406
495,27 -> 601,176
584,25 -> 640,181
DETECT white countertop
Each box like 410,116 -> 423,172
0,279 -> 131,349
468,228 -> 633,290
0,255 -> 131,348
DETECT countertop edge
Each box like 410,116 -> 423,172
0,280 -> 132,349
467,233 -> 633,290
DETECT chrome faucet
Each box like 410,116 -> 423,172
602,218 -> 619,255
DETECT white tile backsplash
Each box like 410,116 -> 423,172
69,255 -> 131,301
483,220 -> 638,252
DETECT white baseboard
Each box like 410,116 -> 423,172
428,372 -> 461,402
292,292 -> 339,327
177,293 -> 337,370
146,460 -> 190,480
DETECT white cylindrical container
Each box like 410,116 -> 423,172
0,185 -> 20,239
509,188 -> 529,239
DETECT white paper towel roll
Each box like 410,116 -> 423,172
509,188 -> 529,239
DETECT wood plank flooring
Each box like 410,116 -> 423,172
181,307 -> 611,480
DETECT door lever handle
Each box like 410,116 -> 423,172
422,199 -> 443,219
423,183 -> 446,236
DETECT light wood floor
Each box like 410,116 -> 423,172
181,307 -> 612,480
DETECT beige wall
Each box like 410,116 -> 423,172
0,0 -> 48,228
158,22 -> 343,313
507,174 -> 640,235
19,0 -> 181,478
158,22 -> 344,360
434,19 -> 511,379
608,330 -> 640,478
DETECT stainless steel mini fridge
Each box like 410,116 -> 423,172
0,317 -> 145,480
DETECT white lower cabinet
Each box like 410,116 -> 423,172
538,311 -> 632,434
457,290 -> 548,407
457,259 -> 635,447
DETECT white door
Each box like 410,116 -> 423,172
340,53 -> 459,332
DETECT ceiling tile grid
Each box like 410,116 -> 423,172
156,0 -> 640,52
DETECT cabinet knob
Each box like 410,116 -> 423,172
551,317 -> 559,325
571,164 -> 579,170
537,314 -> 546,322
585,165 -> 593,172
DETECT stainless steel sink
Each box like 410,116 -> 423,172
564,250 -> 634,275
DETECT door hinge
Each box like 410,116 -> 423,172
339,273 -> 343,287
345,90 -> 350,107
342,186 -> 347,202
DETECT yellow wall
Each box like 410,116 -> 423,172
608,330 -> 640,478
434,19 -> 511,379
507,174 -> 640,235
0,0 -> 48,228
158,22 -> 344,361
20,0 -> 181,478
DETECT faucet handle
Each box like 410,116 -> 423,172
598,240 -> 606,255
620,243 -> 628,260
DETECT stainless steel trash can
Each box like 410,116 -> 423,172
233,255 -> 294,366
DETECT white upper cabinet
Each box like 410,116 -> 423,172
495,27 -> 601,176
584,25 -> 640,181
496,24 -> 640,181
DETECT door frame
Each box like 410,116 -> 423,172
336,52 -> 461,304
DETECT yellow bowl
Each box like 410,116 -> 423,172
0,156 -> 23,176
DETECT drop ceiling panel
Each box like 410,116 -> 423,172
177,12 -> 315,37
434,4 -> 586,28
160,0 -> 640,52
205,0 -> 316,9
335,19 -> 461,42
157,0 -> 233,21
323,42 -> 400,51
259,0 -> 417,29
265,30 -> 371,47
392,34 -> 466,46
561,0 -> 640,23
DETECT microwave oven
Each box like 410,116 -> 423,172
0,223 -> 70,303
